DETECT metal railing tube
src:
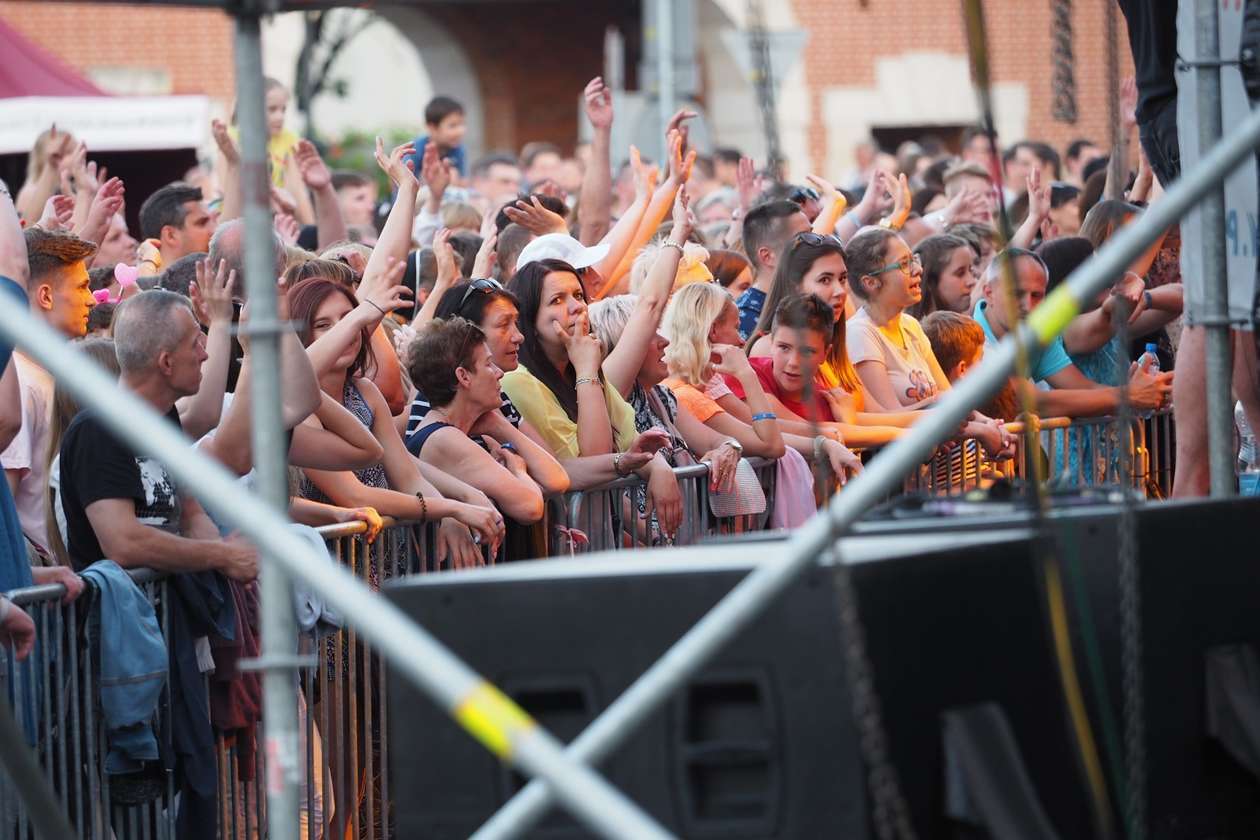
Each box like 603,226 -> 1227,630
232,9 -> 304,840
0,304 -> 672,839
471,103 -> 1260,839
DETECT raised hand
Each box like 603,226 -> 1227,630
274,212 -> 301,246
294,139 -> 331,191
669,185 -> 695,243
583,76 -> 614,131
270,185 -> 299,217
376,136 -> 419,190
190,257 -> 237,324
1025,167 -> 1051,228
503,196 -> 568,235
472,228 -> 498,279
357,256 -> 413,316
805,173 -> 845,212
885,172 -> 912,228
736,156 -> 759,211
1108,271 -> 1147,323
630,146 -> 659,202
432,228 -> 460,288
944,187 -> 992,226
37,194 -> 75,231
666,129 -> 697,184
212,118 -> 240,167
419,139 -> 451,198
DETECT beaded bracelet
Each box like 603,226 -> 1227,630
415,491 -> 428,520
751,411 -> 776,422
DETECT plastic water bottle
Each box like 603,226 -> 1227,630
1136,343 -> 1160,418
1137,343 -> 1160,374
1237,401 -> 1260,496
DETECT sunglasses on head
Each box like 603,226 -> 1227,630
458,277 -> 504,311
789,186 -> 821,204
793,231 -> 843,247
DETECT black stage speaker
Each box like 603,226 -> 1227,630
853,496 -> 1260,839
386,527 -> 1115,839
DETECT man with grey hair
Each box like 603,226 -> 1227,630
206,218 -> 287,302
58,290 -> 258,579
973,248 -> 1172,417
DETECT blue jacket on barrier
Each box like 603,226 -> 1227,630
81,560 -> 168,774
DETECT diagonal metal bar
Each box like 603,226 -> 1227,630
471,104 -> 1260,839
0,302 -> 674,840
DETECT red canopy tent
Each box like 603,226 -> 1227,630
0,17 -> 106,98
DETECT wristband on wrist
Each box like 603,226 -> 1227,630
813,435 -> 828,463
575,377 -> 598,388
662,240 -> 685,254
415,491 -> 428,521
1144,290 -> 1153,309
842,210 -> 862,229
751,411 -> 776,422
365,298 -> 387,316
612,452 -> 626,476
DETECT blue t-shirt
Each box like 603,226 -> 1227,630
973,299 -> 1072,383
406,136 -> 467,178
0,275 -> 33,593
736,287 -> 766,341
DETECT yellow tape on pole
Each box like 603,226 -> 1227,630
1026,287 -> 1082,346
455,682 -> 537,759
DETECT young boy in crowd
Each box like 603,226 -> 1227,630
410,95 -> 468,182
922,310 -> 985,385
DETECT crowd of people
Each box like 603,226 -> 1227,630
0,51 -> 1226,832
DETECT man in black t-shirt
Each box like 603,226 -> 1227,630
59,290 -> 258,579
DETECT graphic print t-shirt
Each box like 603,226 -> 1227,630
59,408 -> 184,571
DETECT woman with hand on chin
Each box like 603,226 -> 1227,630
503,259 -> 682,539
288,266 -> 503,569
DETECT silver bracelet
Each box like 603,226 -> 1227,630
662,240 -> 685,254
575,377 -> 598,388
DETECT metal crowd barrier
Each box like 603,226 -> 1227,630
555,457 -> 779,553
0,520 -> 441,840
0,410 -> 1178,838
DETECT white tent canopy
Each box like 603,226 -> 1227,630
0,95 -> 209,156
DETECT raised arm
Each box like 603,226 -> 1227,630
1010,168 -> 1051,250
212,119 -> 243,223
294,140 -> 348,251
808,174 -> 848,236
601,189 -> 692,395
360,138 -> 419,300
605,127 -> 696,290
176,258 -> 236,439
578,76 -> 614,246
589,148 -> 653,296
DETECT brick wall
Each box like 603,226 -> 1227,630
0,0 -> 235,102
790,0 -> 1136,171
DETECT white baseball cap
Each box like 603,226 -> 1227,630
516,233 -> 610,271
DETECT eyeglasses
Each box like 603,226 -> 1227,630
793,231 -> 843,247
871,253 -> 922,277
458,277 -> 504,311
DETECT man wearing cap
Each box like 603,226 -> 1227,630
515,232 -> 612,299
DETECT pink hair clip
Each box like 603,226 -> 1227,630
92,264 -> 142,305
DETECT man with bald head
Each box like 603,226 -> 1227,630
974,248 -> 1171,418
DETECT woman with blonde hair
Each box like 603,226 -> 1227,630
663,283 -> 861,526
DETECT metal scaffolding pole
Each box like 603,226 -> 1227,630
656,0 -> 675,155
1194,0 -> 1236,498
232,5 -> 302,839
0,319 -> 673,840
470,104 -> 1260,840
